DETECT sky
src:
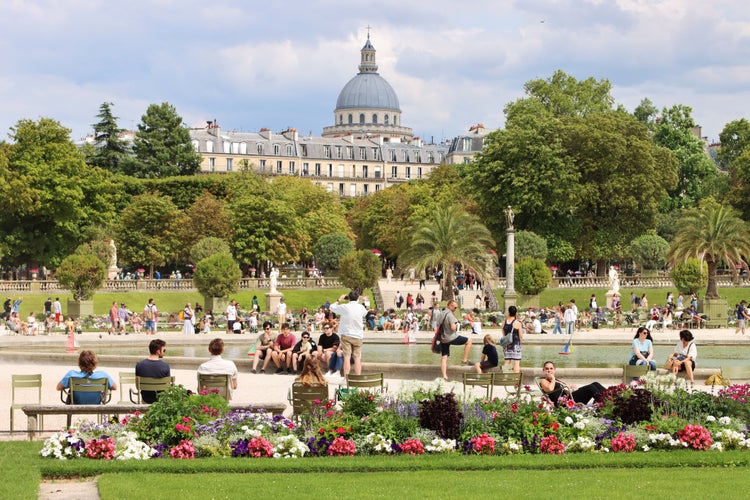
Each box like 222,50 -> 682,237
1,0 -> 749,145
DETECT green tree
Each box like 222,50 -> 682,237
632,98 -> 658,126
130,102 -> 201,177
116,194 -> 182,277
628,233 -> 669,271
513,230 -> 548,261
313,233 -> 354,271
667,203 -> 750,298
88,102 -> 130,173
177,192 -> 233,262
718,118 -> 750,168
670,258 -> 707,296
74,239 -> 115,269
399,205 -> 495,301
338,250 -> 380,294
515,258 -> 552,295
56,254 -> 106,301
190,237 -> 232,264
193,253 -> 242,298
0,118 -> 120,268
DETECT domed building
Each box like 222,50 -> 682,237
322,35 -> 413,141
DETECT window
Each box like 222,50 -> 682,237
240,142 -> 247,154
208,157 -> 215,171
327,164 -> 333,177
286,145 -> 292,156
359,113 -> 365,124
226,158 -> 233,171
257,144 -> 264,154
359,147 -> 366,159
405,166 -> 411,179
300,144 -> 307,156
191,140 -> 199,151
289,161 -> 295,174
327,183 -> 333,192
362,165 -> 368,178
428,152 -> 434,163
223,141 -> 230,153
417,167 -> 423,179
206,140 -> 214,153
415,152 -> 421,163
372,114 -> 377,124
372,147 -> 378,160
336,146 -> 342,159
363,184 -> 369,194
391,166 -> 398,178
374,166 -> 381,178
384,114 -> 389,125
276,161 -> 282,173
259,159 -> 266,172
390,150 -> 397,161
375,184 -> 381,192
323,145 -> 331,158
394,115 -> 398,125
463,138 -> 472,151
403,151 -> 409,162
338,183 -> 345,195
302,162 -> 309,175
338,164 -> 345,177
349,184 -> 356,197
464,157 -> 471,164
347,146 -> 353,159
274,144 -> 280,155
314,163 -> 321,176
339,115 -> 343,125
348,114 -> 353,124
231,142 -> 240,154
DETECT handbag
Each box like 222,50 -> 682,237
499,334 -> 512,347
431,324 -> 443,354
664,359 -> 674,370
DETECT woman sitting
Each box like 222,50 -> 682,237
667,329 -> 697,385
56,350 -> 117,404
295,356 -> 327,387
629,326 -> 657,370
539,360 -> 605,406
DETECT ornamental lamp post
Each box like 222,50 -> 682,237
503,205 -> 517,311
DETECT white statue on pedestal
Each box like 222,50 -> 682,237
608,266 -> 620,294
269,267 -> 279,293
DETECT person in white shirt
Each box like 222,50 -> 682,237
329,291 -> 367,377
225,300 -> 237,333
276,298 -> 287,327
531,313 -> 544,334
197,338 -> 239,398
563,305 -> 577,335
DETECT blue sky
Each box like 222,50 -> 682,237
1,0 -> 748,144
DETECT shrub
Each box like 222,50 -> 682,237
190,237 -> 231,264
312,233 -> 354,271
670,258 -> 707,295
419,393 -> 463,440
56,254 -> 106,300
629,233 -> 669,270
515,258 -> 552,295
193,253 -> 242,297
338,250 -> 380,293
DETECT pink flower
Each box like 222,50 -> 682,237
327,437 -> 356,456
610,433 -> 636,453
400,439 -> 425,455
540,435 -> 565,454
169,439 -> 195,459
511,403 -> 518,413
678,425 -> 713,450
248,437 -> 274,458
470,433 -> 496,455
85,437 -> 115,460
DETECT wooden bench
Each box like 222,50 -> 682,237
22,402 -> 287,440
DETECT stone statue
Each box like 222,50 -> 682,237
504,206 -> 515,230
608,266 -> 620,294
109,240 -> 118,268
269,267 -> 279,293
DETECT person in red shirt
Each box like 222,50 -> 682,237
269,323 -> 296,374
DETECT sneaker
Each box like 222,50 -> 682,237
323,371 -> 333,378
461,360 -> 473,366
286,368 -> 293,374
275,368 -> 284,374
251,369 -> 257,374
260,369 -> 265,374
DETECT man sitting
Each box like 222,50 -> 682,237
197,338 -> 239,396
268,323 -> 296,374
135,339 -> 170,403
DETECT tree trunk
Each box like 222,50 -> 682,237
442,267 -> 455,302
706,257 -> 719,299
596,258 -> 606,276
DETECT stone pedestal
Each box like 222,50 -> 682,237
107,266 -> 120,279
203,296 -> 229,316
265,292 -> 283,315
502,290 -> 517,312
67,299 -> 93,319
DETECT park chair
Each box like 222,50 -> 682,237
346,373 -> 387,393
129,376 -> 174,404
288,382 -> 329,419
118,372 -> 137,404
10,374 -> 42,432
60,377 -> 112,427
721,366 -> 750,386
493,371 -> 524,401
463,372 -> 494,399
535,377 -> 572,404
197,373 -> 232,400
623,364 -> 650,384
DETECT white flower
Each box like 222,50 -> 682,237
719,416 -> 732,426
710,442 -> 724,451
574,421 -> 586,430
425,437 -> 456,453
564,416 -> 574,425
706,415 -> 716,422
642,445 -> 650,452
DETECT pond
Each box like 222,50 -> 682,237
85,343 -> 748,369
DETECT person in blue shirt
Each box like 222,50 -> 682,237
629,326 -> 657,370
56,350 -> 117,404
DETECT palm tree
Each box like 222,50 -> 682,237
399,205 -> 496,302
667,204 -> 750,299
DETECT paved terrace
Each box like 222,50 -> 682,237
0,325 -> 745,437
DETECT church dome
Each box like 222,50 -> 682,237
336,73 -> 401,111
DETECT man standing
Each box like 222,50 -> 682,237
197,338 -> 239,397
53,297 -> 62,326
564,303 -> 577,335
276,298 -> 287,327
438,299 -> 472,381
226,300 -> 237,333
144,298 -> 158,335
135,339 -> 170,403
43,297 -> 52,318
736,300 -> 749,335
330,291 -> 367,377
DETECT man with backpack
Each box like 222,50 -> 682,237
437,299 -> 472,381
143,298 -> 158,335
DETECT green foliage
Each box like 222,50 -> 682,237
87,101 -> 130,173
719,118 -> 750,168
338,250 -> 380,293
190,237 -> 232,264
514,258 -> 552,295
341,389 -> 380,418
130,102 -> 202,177
546,236 -> 576,263
74,239 -> 114,269
670,258 -> 707,295
628,233 -> 669,270
127,385 -> 229,446
513,230 -> 548,261
193,253 -> 242,298
56,254 -> 106,300
313,233 -> 354,271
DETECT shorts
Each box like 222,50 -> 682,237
479,360 -> 497,372
145,320 -> 156,331
441,335 -> 468,356
340,335 -> 363,359
227,320 -> 235,331
739,319 -> 746,328
677,359 -> 696,372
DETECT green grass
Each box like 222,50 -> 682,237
0,442 -> 44,500
97,468 -> 747,499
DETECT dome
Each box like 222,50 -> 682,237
335,72 -> 401,111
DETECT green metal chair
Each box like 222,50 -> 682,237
10,374 -> 43,432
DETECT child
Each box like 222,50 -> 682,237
202,311 -> 213,334
475,335 -> 499,374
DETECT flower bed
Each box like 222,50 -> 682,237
40,378 -> 750,460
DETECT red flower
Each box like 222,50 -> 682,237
511,403 -> 518,413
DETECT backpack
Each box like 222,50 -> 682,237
178,310 -> 184,321
145,305 -> 155,320
431,324 -> 443,354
